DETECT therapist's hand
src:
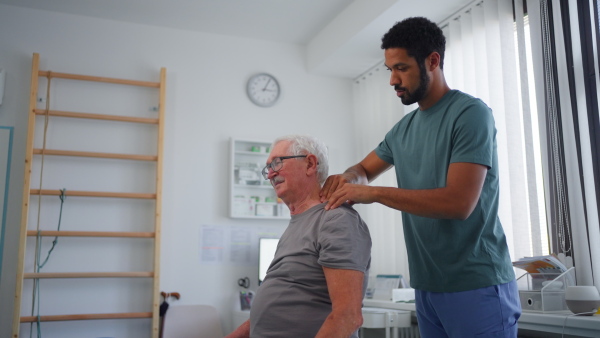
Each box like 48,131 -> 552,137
321,153 -> 386,208
324,183 -> 376,210
319,173 -> 353,204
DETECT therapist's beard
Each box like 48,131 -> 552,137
396,63 -> 430,106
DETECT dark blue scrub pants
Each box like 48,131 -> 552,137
415,280 -> 521,338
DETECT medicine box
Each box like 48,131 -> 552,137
516,267 -> 575,313
255,202 -> 276,217
233,196 -> 255,217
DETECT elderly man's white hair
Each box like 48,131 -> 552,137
271,134 -> 329,185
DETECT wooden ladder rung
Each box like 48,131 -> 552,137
39,70 -> 160,88
21,312 -> 153,323
34,109 -> 159,124
27,230 -> 155,238
24,272 -> 154,279
33,149 -> 158,161
30,189 -> 156,199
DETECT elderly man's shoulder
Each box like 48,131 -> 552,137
323,203 -> 363,220
320,203 -> 370,237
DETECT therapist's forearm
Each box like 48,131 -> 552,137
343,164 -> 370,184
372,185 -> 476,219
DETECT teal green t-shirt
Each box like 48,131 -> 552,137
375,90 -> 515,292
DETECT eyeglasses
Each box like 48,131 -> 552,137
261,155 -> 307,180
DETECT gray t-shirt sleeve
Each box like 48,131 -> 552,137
317,207 -> 371,273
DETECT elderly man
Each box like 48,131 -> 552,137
227,134 -> 372,338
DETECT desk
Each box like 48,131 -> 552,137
363,299 -> 600,337
231,304 -> 412,337
518,312 -> 600,337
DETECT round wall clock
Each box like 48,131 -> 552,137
246,73 -> 281,107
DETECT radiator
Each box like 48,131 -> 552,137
360,324 -> 420,338
397,325 -> 421,338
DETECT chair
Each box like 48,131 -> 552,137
162,304 -> 224,338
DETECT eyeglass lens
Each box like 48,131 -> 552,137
261,158 -> 282,180
261,156 -> 307,180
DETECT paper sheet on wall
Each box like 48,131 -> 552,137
230,227 -> 252,264
200,225 -> 225,263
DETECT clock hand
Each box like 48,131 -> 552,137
262,78 -> 271,91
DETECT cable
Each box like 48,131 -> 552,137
27,72 -> 67,337
32,189 -> 66,338
561,311 -> 597,337
30,70 -> 53,338
38,189 -> 66,268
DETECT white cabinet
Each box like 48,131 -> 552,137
229,138 -> 291,219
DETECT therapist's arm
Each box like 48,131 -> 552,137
324,161 -> 487,220
315,267 -> 365,338
225,319 -> 250,338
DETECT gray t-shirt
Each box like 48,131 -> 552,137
250,203 -> 371,338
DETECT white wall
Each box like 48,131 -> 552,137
0,4 -> 356,337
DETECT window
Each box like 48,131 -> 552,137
513,11 -> 550,258
518,0 -> 600,285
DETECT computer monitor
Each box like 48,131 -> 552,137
258,237 -> 279,285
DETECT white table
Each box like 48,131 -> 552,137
361,306 -> 412,338
363,299 -> 600,337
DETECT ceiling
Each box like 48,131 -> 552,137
0,0 -> 472,78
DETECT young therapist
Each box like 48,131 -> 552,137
320,17 -> 521,338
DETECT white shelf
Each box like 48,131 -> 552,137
229,138 -> 290,220
235,150 -> 268,156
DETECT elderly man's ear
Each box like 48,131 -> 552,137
306,154 -> 319,175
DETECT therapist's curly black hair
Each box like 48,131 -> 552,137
381,17 -> 446,69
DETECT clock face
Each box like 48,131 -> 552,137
246,73 -> 280,107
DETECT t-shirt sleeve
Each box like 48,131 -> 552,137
374,128 -> 396,165
450,101 -> 495,169
317,207 -> 371,273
